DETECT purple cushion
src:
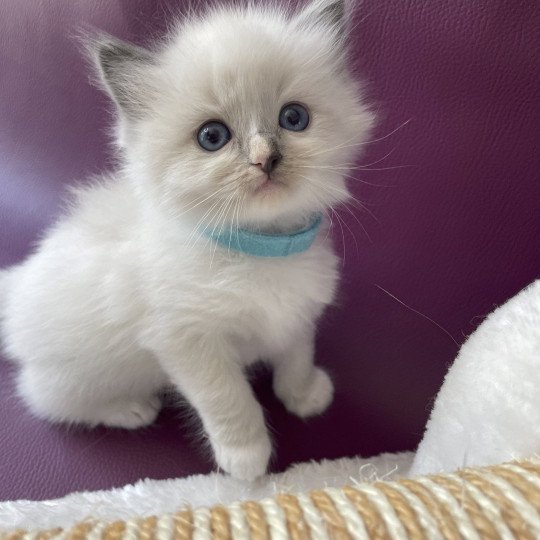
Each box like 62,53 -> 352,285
1,0 -> 538,501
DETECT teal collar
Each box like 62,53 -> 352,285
203,213 -> 323,258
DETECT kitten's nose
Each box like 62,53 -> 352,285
255,151 -> 282,174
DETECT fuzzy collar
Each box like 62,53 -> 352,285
203,214 -> 323,257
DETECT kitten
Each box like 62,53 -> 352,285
0,0 -> 374,480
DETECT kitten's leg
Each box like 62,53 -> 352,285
271,330 -> 334,418
157,341 -> 271,481
87,396 -> 162,429
16,361 -> 164,429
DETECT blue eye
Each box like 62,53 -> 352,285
197,121 -> 231,151
279,103 -> 310,132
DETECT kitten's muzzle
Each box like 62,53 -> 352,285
252,151 -> 282,174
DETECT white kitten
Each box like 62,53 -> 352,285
411,280 -> 540,476
0,0 -> 374,480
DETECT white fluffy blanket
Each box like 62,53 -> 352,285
0,452 -> 413,530
411,279 -> 540,475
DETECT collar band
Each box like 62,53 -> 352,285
202,213 -> 323,257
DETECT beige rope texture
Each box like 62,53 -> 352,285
2,459 -> 540,539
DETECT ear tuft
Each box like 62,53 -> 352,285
90,34 -> 156,118
318,0 -> 346,31
295,0 -> 351,50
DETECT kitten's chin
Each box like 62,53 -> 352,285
241,178 -> 346,227
241,195 -> 328,230
252,177 -> 287,196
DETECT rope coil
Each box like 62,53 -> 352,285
3,459 -> 540,539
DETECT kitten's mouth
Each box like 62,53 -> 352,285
253,174 -> 286,196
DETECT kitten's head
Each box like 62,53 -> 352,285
93,0 -> 374,229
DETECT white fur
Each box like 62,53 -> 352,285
411,279 -> 540,476
0,452 -> 413,529
0,0 -> 374,480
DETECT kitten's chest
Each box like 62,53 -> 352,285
229,243 -> 340,352
144,238 -> 340,356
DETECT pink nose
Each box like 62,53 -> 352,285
253,151 -> 282,174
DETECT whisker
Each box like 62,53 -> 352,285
207,192 -> 235,245
296,165 -> 394,187
323,208 -> 334,243
297,172 -> 380,225
203,195 -> 231,263
234,195 -> 244,252
295,135 -> 364,159
299,164 -> 412,172
334,209 -> 360,258
331,208 -> 347,267
210,193 -> 237,268
342,196 -> 380,223
296,118 -> 412,159
339,171 -> 394,189
185,196 -> 225,248
229,194 -> 243,254
358,148 -> 396,168
193,189 -> 238,252
182,183 -> 228,203
351,165 -> 413,172
297,173 -> 349,199
375,284 -> 459,347
177,185 -> 230,217
360,118 -> 413,146
219,194 -> 239,256
185,202 -> 219,248
339,203 -> 373,244
298,172 -> 372,215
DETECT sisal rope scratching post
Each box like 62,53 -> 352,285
2,459 -> 540,539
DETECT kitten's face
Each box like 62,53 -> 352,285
98,1 -> 374,228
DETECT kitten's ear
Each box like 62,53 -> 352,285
294,0 -> 350,46
90,35 -> 157,118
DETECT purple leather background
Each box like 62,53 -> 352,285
1,0 -> 539,501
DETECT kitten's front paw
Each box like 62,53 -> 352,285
276,367 -> 334,418
96,396 -> 161,429
213,435 -> 272,481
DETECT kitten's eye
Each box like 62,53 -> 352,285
279,103 -> 310,132
197,121 -> 231,151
